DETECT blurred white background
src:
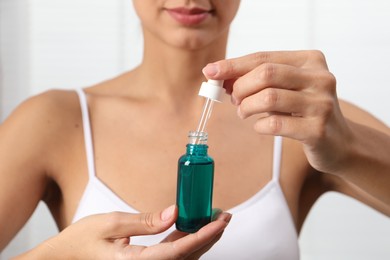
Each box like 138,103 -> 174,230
1,0 -> 389,259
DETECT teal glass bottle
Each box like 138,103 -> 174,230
176,131 -> 214,233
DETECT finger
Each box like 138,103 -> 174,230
187,229 -> 226,260
161,212 -> 231,243
168,213 -> 231,257
211,208 -> 223,221
222,78 -> 237,95
113,237 -> 130,246
160,229 -> 225,260
143,216 -> 230,259
213,212 -> 232,223
123,231 -> 225,260
238,88 -> 310,119
230,63 -> 315,105
253,114 -> 322,142
203,50 -> 321,80
161,230 -> 188,243
100,205 -> 177,238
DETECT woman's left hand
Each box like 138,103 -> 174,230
203,50 -> 352,174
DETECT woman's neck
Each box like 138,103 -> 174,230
132,30 -> 228,104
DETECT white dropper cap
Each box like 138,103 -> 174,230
198,79 -> 225,102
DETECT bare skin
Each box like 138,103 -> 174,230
1,0 -> 390,258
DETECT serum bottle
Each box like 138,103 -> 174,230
176,79 -> 225,233
176,131 -> 214,233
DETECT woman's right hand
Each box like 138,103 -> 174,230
13,205 -> 231,260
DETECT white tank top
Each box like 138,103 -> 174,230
73,88 -> 299,259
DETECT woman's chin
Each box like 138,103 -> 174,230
163,30 -> 227,51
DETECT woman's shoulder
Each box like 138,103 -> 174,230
4,89 -> 80,126
27,88 -> 80,111
1,89 -> 82,148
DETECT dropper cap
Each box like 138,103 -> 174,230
198,79 -> 225,102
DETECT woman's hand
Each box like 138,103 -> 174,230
203,50 -> 351,174
203,50 -> 390,208
14,205 -> 231,260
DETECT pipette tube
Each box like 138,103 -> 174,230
196,98 -> 214,134
193,79 -> 224,143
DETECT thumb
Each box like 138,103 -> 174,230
101,205 -> 177,238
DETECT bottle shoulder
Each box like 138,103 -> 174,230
178,153 -> 214,164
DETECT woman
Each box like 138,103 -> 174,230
1,0 -> 389,259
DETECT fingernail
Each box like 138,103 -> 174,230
211,208 -> 223,221
202,63 -> 219,77
225,213 -> 232,223
161,205 -> 175,221
218,213 -> 232,224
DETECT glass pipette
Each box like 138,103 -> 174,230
196,97 -> 214,133
193,79 -> 224,143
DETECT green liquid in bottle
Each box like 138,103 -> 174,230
176,133 -> 214,233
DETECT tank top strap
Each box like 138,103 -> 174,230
75,88 -> 96,179
272,136 -> 283,181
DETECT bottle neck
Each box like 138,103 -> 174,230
186,143 -> 208,156
188,131 -> 208,145
186,131 -> 208,156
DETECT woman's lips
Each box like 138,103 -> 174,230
166,7 -> 211,26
